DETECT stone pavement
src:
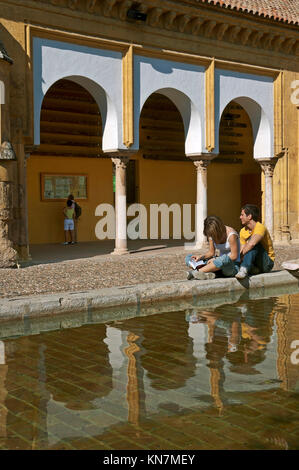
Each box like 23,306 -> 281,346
0,240 -> 298,300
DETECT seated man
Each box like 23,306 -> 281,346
235,204 -> 275,279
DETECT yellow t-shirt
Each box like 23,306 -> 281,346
239,222 -> 275,261
65,208 -> 74,220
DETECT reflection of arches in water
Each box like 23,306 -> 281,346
140,312 -> 197,390
205,318 -> 228,413
44,324 -> 113,410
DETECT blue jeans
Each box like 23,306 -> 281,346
241,243 -> 274,273
185,254 -> 239,277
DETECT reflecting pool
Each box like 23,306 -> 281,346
0,291 -> 298,450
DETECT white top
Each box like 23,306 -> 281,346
212,231 -> 240,263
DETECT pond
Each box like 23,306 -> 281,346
0,287 -> 298,450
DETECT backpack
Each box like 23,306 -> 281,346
74,202 -> 82,218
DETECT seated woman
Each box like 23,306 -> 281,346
185,215 -> 240,280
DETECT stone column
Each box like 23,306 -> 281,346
111,156 -> 129,255
189,155 -> 216,249
20,148 -> 32,261
0,148 -> 18,268
258,158 -> 279,238
0,46 -> 18,267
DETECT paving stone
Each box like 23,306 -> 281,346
0,244 -> 297,304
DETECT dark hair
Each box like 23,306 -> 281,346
241,204 -> 260,222
68,194 -> 74,200
203,215 -> 226,244
67,199 -> 73,207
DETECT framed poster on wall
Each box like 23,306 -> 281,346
41,173 -> 88,201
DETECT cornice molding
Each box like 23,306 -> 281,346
22,0 -> 299,56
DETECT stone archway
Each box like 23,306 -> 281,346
137,92 -> 195,241
33,79 -> 103,159
27,78 -> 113,245
137,87 -> 204,157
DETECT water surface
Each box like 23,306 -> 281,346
0,291 -> 298,450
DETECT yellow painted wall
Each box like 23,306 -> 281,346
138,154 -> 195,204
28,153 -> 196,243
208,161 -> 260,232
136,153 -> 196,238
208,103 -> 260,231
27,156 -> 113,244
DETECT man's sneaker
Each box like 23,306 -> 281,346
62,242 -> 68,245
235,267 -> 248,279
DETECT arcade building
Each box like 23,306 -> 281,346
0,0 -> 298,266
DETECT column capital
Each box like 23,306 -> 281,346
0,141 -> 16,161
258,157 -> 279,177
111,155 -> 130,169
193,160 -> 210,172
188,153 -> 218,172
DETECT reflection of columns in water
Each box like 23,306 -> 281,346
276,309 -> 288,391
124,332 -> 140,426
0,341 -> 8,438
210,368 -> 224,416
111,156 -> 129,255
206,322 -> 224,415
275,294 -> 299,392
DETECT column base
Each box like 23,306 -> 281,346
111,247 -> 130,256
16,245 -> 32,262
192,240 -> 209,250
0,245 -> 18,268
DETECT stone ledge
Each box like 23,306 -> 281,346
0,269 -> 298,323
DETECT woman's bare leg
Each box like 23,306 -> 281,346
199,262 -> 220,273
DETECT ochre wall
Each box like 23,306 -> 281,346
273,70 -> 299,242
208,103 -> 260,231
136,153 -> 196,239
27,153 -> 197,243
27,156 -> 113,244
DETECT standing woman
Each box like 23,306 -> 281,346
185,215 -> 240,280
67,194 -> 79,244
